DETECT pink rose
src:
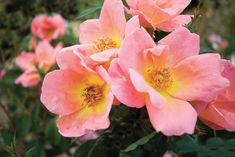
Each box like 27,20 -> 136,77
15,41 -> 62,87
31,14 -> 65,41
40,49 -> 114,137
109,27 -> 228,136
126,0 -> 192,31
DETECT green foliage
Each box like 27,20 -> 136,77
169,136 -> 235,157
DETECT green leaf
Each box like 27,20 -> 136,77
31,103 -> 40,130
25,144 -> 44,157
73,140 -> 96,157
87,144 -> 109,157
121,132 -> 156,153
206,137 -> 224,149
25,147 -> 37,157
77,6 -> 101,19
16,114 -> 32,138
44,118 -> 61,145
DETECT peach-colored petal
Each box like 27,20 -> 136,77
146,96 -> 197,136
15,70 -> 41,87
125,16 -> 140,36
111,78 -> 145,108
56,91 -> 113,137
15,52 -> 36,71
126,9 -> 152,28
192,101 -> 208,114
41,68 -> 107,116
119,28 -> 155,75
108,59 -> 125,79
40,69 -> 85,115
108,59 -> 145,108
137,0 -> 171,26
129,68 -> 164,108
99,0 -> 126,41
57,110 -> 110,137
217,60 -> 235,102
157,15 -> 192,32
199,101 -> 235,131
126,0 -> 138,9
79,19 -> 102,44
170,54 -> 229,102
158,27 -> 199,66
96,65 -> 111,84
155,0 -> 191,15
89,48 -> 118,63
56,45 -> 88,72
36,40 -> 58,71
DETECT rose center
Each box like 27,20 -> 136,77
82,85 -> 103,106
148,67 -> 173,90
93,37 -> 117,52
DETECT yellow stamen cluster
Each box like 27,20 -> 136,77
82,85 -> 103,106
93,37 -> 117,52
148,67 -> 173,90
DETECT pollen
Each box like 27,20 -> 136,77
148,67 -> 173,90
82,85 -> 103,107
93,37 -> 117,52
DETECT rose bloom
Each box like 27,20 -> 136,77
75,0 -> 140,68
109,27 -> 228,136
31,14 -> 65,41
15,41 -> 62,87
126,0 -> 192,31
195,60 -> 235,131
40,49 -> 114,137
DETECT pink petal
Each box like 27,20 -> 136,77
125,15 -> 140,36
156,0 -> 191,15
146,96 -> 197,136
15,52 -> 36,71
57,112 -> 110,137
126,8 -> 152,28
89,48 -> 118,63
56,45 -> 89,72
218,60 -> 235,102
40,69 -> 84,115
199,101 -> 235,131
56,92 -> 113,137
111,78 -> 145,108
99,0 -> 126,41
119,28 -> 155,75
96,65 -> 111,84
15,70 -> 41,87
126,0 -> 138,9
136,0 -> 171,27
108,59 -> 125,79
79,19 -> 102,44
129,69 -> 164,108
158,27 -> 199,66
157,15 -> 192,32
36,40 -> 56,71
170,54 -> 229,102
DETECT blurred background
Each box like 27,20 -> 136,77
0,0 -> 235,157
